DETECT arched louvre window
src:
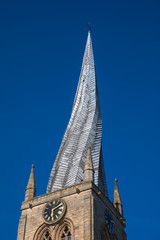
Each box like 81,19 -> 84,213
101,225 -> 110,240
60,225 -> 71,240
42,230 -> 52,240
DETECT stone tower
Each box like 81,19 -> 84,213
17,31 -> 127,240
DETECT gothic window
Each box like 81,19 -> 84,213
101,224 -> 110,240
110,235 -> 118,240
42,230 -> 52,240
60,225 -> 72,240
33,224 -> 54,240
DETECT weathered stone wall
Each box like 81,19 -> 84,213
17,181 -> 126,240
92,188 -> 125,240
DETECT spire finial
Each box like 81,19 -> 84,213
88,22 -> 91,32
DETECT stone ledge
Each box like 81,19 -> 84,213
21,181 -> 93,210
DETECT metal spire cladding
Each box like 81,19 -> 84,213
47,31 -> 108,196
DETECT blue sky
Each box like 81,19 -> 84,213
0,0 -> 160,239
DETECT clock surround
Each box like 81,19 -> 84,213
42,198 -> 66,224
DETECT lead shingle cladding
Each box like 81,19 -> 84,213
47,32 -> 108,196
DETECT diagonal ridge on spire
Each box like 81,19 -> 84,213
47,32 -> 108,196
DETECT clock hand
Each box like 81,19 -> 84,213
53,203 -> 63,211
51,204 -> 63,217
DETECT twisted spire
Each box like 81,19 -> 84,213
47,32 -> 108,196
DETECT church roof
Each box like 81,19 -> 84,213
47,31 -> 108,196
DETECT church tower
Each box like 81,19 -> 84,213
17,31 -> 127,240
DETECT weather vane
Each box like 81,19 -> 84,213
84,23 -> 94,32
87,22 -> 95,32
88,22 -> 91,32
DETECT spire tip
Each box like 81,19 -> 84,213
88,22 -> 91,33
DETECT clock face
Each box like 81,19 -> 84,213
43,199 -> 66,224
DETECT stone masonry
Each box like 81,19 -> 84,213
17,180 -> 126,240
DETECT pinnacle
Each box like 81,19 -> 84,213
113,178 -> 123,216
26,165 -> 35,188
84,147 -> 93,170
25,164 -> 36,201
83,147 -> 94,182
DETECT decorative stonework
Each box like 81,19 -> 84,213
54,218 -> 74,240
33,218 -> 74,240
33,224 -> 53,240
41,230 -> 52,240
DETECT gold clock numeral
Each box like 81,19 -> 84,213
58,211 -> 61,214
47,216 -> 50,221
53,200 -> 55,204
